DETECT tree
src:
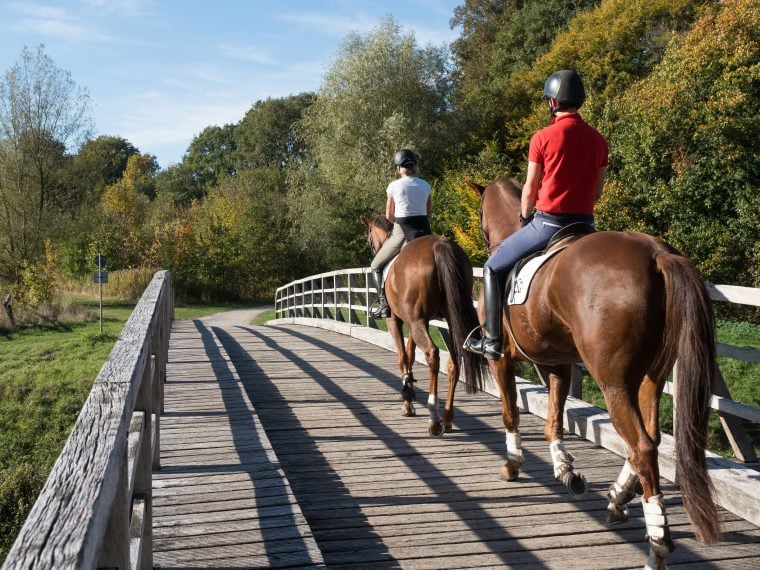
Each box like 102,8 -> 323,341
294,16 -> 455,267
154,162 -> 204,205
597,0 -> 760,286
66,136 -> 139,205
0,45 -> 92,277
236,93 -> 315,169
451,0 -> 599,152
182,123 -> 238,191
501,0 -> 704,156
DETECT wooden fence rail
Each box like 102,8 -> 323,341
3,271 -> 173,570
275,267 -> 760,461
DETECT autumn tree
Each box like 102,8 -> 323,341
66,136 -> 139,205
451,0 -> 598,153
598,0 -> 760,285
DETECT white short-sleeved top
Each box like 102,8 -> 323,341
387,176 -> 432,217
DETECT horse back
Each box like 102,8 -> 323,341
511,231 -> 671,366
386,235 -> 471,320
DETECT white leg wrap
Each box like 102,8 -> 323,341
505,431 -> 524,464
549,439 -> 574,480
427,394 -> 440,422
608,460 -> 638,502
643,494 -> 668,541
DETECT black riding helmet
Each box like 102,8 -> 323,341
542,70 -> 585,109
393,149 -> 418,168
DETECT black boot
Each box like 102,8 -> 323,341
369,269 -> 391,318
463,266 -> 503,360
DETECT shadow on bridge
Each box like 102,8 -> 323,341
214,323 -> 662,568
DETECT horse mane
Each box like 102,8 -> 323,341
375,213 -> 394,234
495,177 -> 522,202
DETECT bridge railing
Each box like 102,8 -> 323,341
4,270 -> 173,570
275,267 -> 759,463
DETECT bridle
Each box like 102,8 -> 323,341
479,196 -> 506,255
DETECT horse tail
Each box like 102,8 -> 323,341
655,251 -> 721,544
434,239 -> 486,393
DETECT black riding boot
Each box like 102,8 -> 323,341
369,269 -> 391,318
463,266 -> 503,360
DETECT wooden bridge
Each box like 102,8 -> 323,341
4,270 -> 760,569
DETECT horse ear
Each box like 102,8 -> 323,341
360,217 -> 371,228
465,179 -> 486,196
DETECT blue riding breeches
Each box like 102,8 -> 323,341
484,211 -> 594,278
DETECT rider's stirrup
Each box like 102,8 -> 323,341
463,325 -> 503,360
370,300 -> 391,318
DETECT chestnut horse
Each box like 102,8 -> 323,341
467,178 -> 721,568
364,215 -> 486,435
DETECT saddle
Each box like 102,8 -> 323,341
506,222 -> 595,306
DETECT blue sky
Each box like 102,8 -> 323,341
0,0 -> 462,169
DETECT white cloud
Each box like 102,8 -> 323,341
276,11 -> 378,38
6,1 -> 140,44
219,43 -> 276,66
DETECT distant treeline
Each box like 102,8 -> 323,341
1,0 -> 757,306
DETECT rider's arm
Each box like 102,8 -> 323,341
594,166 -> 608,203
426,195 -> 432,216
522,160 -> 542,218
385,195 -> 395,221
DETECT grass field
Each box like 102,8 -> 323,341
1,301 -> 757,563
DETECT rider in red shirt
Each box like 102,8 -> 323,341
465,70 -> 608,360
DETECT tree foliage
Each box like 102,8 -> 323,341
451,0 -> 599,149
236,93 -> 315,169
598,0 -> 760,285
294,16 -> 455,267
0,45 -> 92,279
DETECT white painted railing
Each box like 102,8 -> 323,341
274,267 -> 760,526
3,271 -> 173,570
275,268 -> 760,461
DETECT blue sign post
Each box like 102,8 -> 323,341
93,255 -> 108,334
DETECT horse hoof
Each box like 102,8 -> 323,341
429,422 -> 444,437
444,423 -> 454,433
500,461 -> 520,482
645,548 -> 669,570
605,504 -> 630,525
402,404 -> 416,417
562,471 -> 588,497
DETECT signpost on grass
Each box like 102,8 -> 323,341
93,255 -> 108,334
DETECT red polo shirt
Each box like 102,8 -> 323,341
528,113 -> 608,215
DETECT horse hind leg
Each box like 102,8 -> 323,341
409,320 -> 444,437
442,355 -> 459,433
607,373 -> 660,524
603,383 -> 675,567
606,459 -> 641,524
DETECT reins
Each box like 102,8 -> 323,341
479,200 -> 506,255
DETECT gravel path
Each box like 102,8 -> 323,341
191,305 -> 274,328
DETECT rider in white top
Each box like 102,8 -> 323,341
387,176 -> 431,218
369,149 -> 432,318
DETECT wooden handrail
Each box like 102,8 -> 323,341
3,271 -> 173,570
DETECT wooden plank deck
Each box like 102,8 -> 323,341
153,320 -> 760,569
